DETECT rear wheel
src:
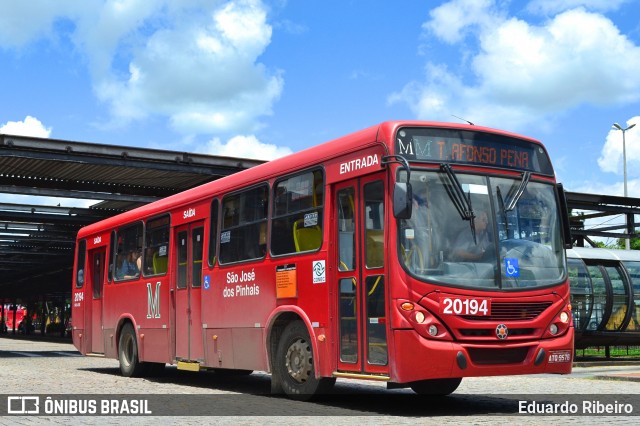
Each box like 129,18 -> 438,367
118,323 -> 145,377
275,321 -> 335,400
410,378 -> 462,395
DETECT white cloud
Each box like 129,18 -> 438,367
0,0 -> 282,136
91,0 -> 283,134
572,178 -> 638,197
203,134 -> 292,160
597,116 -> 640,176
423,0 -> 505,44
0,1 -> 72,47
390,4 -> 640,130
0,116 -> 52,138
526,0 -> 629,15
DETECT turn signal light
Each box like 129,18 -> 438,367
401,302 -> 414,311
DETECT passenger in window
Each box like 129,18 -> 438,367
117,249 -> 141,280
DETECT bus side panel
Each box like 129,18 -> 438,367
201,262 -> 274,369
140,328 -> 171,363
101,276 -> 173,363
204,329 -> 234,368
138,276 -> 172,364
103,326 -> 117,359
202,314 -> 274,371
203,262 -> 276,329
71,302 -> 84,353
232,328 -> 267,371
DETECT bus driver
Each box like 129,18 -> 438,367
452,211 -> 491,262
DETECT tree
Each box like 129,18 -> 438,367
615,232 -> 640,250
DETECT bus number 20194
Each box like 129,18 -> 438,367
440,297 -> 490,316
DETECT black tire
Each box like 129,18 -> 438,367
118,323 -> 146,377
410,378 -> 462,395
275,321 -> 335,401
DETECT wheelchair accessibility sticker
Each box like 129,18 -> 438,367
505,258 -> 519,277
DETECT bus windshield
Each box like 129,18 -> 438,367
398,169 -> 566,289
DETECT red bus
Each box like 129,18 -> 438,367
2,305 -> 26,333
71,121 -> 574,399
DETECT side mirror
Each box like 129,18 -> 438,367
393,182 -> 413,219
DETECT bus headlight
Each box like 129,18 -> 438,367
396,300 -> 452,341
544,307 -> 572,338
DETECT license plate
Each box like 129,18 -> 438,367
439,296 -> 491,316
548,350 -> 572,363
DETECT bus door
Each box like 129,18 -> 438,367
173,221 -> 205,362
88,247 -> 106,353
334,173 -> 389,375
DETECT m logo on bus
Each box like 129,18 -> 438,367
397,138 -> 414,155
147,282 -> 161,319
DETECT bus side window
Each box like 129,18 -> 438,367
220,185 -> 269,264
144,215 -> 170,276
271,170 -> 324,256
114,222 -> 143,281
108,231 -> 116,282
364,181 -> 384,268
337,187 -> 355,271
76,239 -> 86,288
208,199 -> 219,266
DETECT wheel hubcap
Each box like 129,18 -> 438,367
285,338 -> 312,383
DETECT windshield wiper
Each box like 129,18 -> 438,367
439,164 -> 477,243
504,171 -> 531,212
496,186 -> 509,236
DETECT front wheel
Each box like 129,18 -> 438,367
275,321 -> 335,400
410,378 -> 462,395
118,323 -> 146,377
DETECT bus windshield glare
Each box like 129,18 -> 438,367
398,169 -> 566,289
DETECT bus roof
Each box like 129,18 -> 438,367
77,120 -> 544,238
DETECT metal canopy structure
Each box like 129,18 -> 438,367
566,191 -> 640,247
0,133 -> 263,301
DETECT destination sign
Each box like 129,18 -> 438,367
395,127 -> 554,175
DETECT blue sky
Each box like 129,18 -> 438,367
1,0 -> 640,215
